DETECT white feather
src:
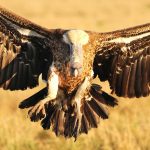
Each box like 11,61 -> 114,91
109,32 -> 150,44
47,71 -> 59,99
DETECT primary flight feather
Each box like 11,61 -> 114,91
0,6 -> 149,140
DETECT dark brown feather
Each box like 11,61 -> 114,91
88,98 -> 108,119
81,114 -> 89,134
121,65 -> 131,97
128,61 -> 137,97
41,103 -> 56,130
135,57 -> 142,97
115,70 -> 123,96
141,56 -> 149,96
90,84 -> 118,107
9,58 -> 19,89
84,101 -> 98,128
54,109 -> 65,136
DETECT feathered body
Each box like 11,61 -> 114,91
0,6 -> 149,140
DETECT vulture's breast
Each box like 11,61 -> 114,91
56,52 -> 95,93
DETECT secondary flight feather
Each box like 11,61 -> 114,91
0,6 -> 149,140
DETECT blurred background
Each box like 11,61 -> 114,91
0,0 -> 150,150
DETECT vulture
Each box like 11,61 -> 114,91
0,6 -> 150,140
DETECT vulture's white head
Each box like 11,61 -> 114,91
63,30 -> 89,77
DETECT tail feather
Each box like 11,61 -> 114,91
53,109 -> 65,136
18,83 -> 118,140
81,114 -> 89,134
88,98 -> 108,119
64,112 -> 76,138
65,105 -> 82,139
90,84 -> 118,107
41,103 -> 57,129
84,101 -> 99,128
72,119 -> 80,140
101,91 -> 118,106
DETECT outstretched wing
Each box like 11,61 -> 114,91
94,23 -> 150,98
0,6 -> 53,90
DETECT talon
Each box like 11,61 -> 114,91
28,99 -> 49,121
70,99 -> 83,138
36,101 -> 45,114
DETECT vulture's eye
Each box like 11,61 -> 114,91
68,44 -> 73,55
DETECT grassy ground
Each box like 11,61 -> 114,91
0,0 -> 150,150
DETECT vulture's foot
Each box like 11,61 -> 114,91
28,97 -> 52,122
71,99 -> 83,140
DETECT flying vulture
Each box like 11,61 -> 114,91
0,6 -> 150,140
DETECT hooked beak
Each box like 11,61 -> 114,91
70,62 -> 82,77
70,44 -> 83,77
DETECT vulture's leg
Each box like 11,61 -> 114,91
28,70 -> 59,121
71,77 -> 90,139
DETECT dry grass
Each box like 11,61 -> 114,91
0,0 -> 150,150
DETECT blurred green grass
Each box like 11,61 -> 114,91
0,0 -> 150,150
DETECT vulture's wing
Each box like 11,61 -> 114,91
94,23 -> 150,98
0,6 -> 54,90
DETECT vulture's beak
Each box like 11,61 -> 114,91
70,62 -> 82,77
70,44 -> 83,77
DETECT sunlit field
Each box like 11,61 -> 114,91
0,0 -> 150,150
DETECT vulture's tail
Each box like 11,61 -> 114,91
64,84 -> 118,140
19,84 -> 118,140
